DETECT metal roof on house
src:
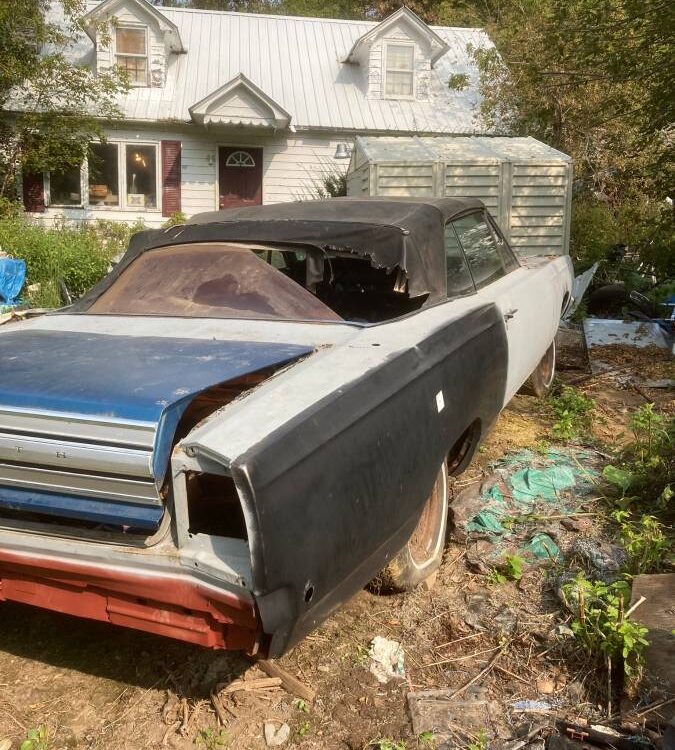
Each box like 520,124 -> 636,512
74,2 -> 494,133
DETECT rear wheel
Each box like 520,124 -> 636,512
524,341 -> 556,397
376,462 -> 449,593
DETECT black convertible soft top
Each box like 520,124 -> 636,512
73,197 -> 483,309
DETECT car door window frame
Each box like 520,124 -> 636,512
443,220 -> 476,300
486,212 -> 520,272
451,210 -> 512,290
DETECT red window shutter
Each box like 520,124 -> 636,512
22,170 -> 45,213
161,140 -> 182,217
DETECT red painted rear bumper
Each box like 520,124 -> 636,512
0,549 -> 261,652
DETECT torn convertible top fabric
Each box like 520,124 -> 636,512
72,197 -> 483,309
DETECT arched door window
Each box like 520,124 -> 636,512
225,150 -> 256,168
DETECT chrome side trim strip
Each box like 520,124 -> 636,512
0,407 -> 156,449
0,463 -> 160,505
0,433 -> 153,478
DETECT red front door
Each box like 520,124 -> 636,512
218,147 -> 263,209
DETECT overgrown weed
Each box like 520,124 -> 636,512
549,385 -> 595,440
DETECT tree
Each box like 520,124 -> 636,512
0,0 -> 126,199
467,0 -> 674,276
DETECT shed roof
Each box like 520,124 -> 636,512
353,135 -> 572,164
68,2 -> 493,133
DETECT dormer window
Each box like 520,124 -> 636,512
384,42 -> 415,98
115,26 -> 148,86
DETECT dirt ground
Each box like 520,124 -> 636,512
0,335 -> 672,750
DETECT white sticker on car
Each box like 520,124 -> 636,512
435,390 -> 445,413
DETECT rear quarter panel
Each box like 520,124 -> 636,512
225,303 -> 509,655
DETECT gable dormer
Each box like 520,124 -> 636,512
189,74 -> 292,130
82,0 -> 185,88
343,7 -> 449,102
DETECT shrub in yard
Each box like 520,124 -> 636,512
0,215 -> 145,306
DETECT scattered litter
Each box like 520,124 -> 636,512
408,689 -> 502,745
452,448 -> 600,571
264,721 -> 290,746
564,263 -> 599,319
368,636 -> 405,683
512,700 -> 552,713
523,533 -> 560,561
536,677 -> 555,695
510,465 -> 576,504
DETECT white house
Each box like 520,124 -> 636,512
23,0 -> 494,225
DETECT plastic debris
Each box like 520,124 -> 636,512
510,465 -> 576,504
264,722 -> 290,746
524,533 -> 560,561
0,257 -> 26,306
408,689 -> 500,745
368,636 -> 405,683
512,700 -> 552,712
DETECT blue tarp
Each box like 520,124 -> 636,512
0,258 -> 26,306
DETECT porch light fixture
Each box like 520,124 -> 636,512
334,142 -> 351,159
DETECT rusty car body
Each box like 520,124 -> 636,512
0,198 -> 573,656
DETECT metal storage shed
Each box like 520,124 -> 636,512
346,136 -> 573,257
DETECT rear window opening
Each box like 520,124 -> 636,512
186,472 -> 248,540
85,242 -> 426,325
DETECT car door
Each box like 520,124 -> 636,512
450,211 -> 557,404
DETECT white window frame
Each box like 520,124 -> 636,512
383,40 -> 416,100
114,24 -> 149,87
86,140 -> 161,213
44,164 -> 86,208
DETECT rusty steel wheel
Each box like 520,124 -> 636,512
375,462 -> 449,593
523,340 -> 556,397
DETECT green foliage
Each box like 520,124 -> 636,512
448,73 -> 470,91
418,731 -> 436,748
369,741 -> 407,750
314,169 -> 348,199
20,726 -> 49,750
612,511 -> 670,575
603,405 -> 674,512
195,728 -> 229,748
162,211 -> 188,228
296,720 -> 311,737
570,198 -> 620,273
549,386 -> 595,440
0,215 -> 145,306
488,554 -> 524,584
467,729 -> 489,750
0,1 -> 126,199
469,0 -> 674,280
562,573 -> 649,676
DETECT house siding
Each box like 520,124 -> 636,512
34,125 -> 349,227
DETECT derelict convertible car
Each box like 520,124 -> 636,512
0,198 -> 572,657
